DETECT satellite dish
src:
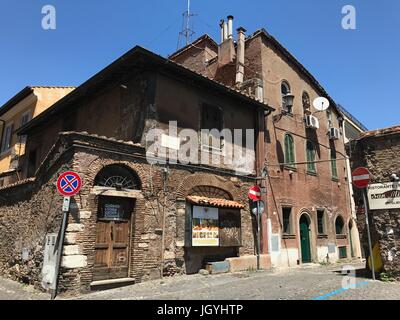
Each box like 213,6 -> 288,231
313,97 -> 330,111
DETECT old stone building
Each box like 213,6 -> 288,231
170,16 -> 362,267
350,125 -> 400,278
0,46 -> 273,295
0,86 -> 75,186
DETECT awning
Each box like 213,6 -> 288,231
186,195 -> 244,209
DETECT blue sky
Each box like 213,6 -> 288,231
0,0 -> 399,130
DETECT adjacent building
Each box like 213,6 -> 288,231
170,17 -> 363,267
350,125 -> 400,278
0,86 -> 75,186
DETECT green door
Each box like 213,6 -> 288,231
300,216 -> 312,263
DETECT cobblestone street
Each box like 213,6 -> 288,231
1,262 -> 400,300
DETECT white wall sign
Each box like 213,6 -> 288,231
367,183 -> 400,210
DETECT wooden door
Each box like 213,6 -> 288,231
300,216 -> 311,263
93,196 -> 134,281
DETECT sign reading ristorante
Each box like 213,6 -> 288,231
367,182 -> 400,210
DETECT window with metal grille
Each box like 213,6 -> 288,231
317,210 -> 325,234
282,207 -> 292,234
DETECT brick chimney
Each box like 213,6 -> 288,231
218,16 -> 236,67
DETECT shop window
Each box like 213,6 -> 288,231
284,133 -> 296,168
282,207 -> 292,234
190,205 -> 241,248
201,104 -> 223,151
335,216 -> 345,235
317,210 -> 325,234
306,140 -> 316,173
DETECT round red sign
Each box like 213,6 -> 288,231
248,186 -> 262,201
352,167 -> 371,189
57,171 -> 82,196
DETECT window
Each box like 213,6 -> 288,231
284,134 -> 295,168
317,210 -> 325,234
302,92 -> 311,114
20,111 -> 31,127
330,149 -> 338,179
282,207 -> 292,234
335,216 -> 345,235
281,81 -> 292,114
201,104 -> 223,151
1,123 -> 13,153
27,149 -> 37,178
306,140 -> 316,173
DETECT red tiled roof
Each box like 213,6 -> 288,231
358,125 -> 400,140
186,195 -> 244,209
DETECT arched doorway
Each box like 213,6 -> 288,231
92,164 -> 141,281
299,214 -> 312,263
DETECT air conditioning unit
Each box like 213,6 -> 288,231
305,115 -> 320,129
328,127 -> 340,140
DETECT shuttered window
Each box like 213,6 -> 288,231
306,140 -> 316,173
284,134 -> 295,168
331,149 -> 338,179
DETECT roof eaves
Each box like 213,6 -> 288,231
0,86 -> 34,117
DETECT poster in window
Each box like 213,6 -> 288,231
192,206 -> 219,247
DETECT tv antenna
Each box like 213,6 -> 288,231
177,0 -> 197,49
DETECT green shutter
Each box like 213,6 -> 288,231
331,150 -> 338,179
285,134 -> 295,168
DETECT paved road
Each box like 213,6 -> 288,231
74,262 -> 400,300
1,262 -> 400,300
0,278 -> 49,300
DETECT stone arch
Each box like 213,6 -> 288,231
78,157 -> 148,194
176,173 -> 240,200
94,163 -> 142,190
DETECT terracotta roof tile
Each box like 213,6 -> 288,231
358,125 -> 400,140
186,195 -> 244,209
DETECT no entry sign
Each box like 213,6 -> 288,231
57,171 -> 82,196
248,186 -> 262,201
352,167 -> 371,189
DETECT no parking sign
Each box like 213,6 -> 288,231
56,171 -> 82,197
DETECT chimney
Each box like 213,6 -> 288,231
223,21 -> 228,42
236,27 -> 246,84
218,17 -> 236,66
227,15 -> 234,39
219,20 -> 225,42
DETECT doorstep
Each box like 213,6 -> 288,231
90,278 -> 135,291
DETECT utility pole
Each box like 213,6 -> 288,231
177,0 -> 196,49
